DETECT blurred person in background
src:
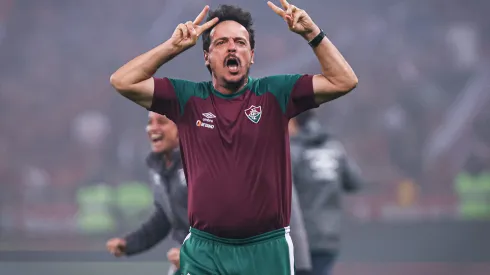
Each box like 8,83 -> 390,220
289,110 -> 364,275
106,111 -> 187,275
106,111 -> 313,274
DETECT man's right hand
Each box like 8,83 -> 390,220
106,238 -> 127,257
170,5 -> 219,50
109,5 -> 218,110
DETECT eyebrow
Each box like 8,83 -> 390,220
214,37 -> 247,43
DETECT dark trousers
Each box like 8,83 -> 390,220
311,251 -> 337,275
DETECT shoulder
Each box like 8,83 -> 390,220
164,78 -> 212,99
251,74 -> 304,92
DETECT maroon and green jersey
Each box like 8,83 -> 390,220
150,74 -> 318,238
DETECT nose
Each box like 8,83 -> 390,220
227,40 -> 236,52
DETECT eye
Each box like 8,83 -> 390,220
216,40 -> 224,45
237,40 -> 246,45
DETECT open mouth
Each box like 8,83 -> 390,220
225,57 -> 240,73
150,133 -> 163,143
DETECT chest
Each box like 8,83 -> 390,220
180,92 -> 286,145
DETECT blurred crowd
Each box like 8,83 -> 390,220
1,0 -> 490,240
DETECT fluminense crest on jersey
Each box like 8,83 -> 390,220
244,105 -> 262,123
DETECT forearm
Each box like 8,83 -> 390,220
303,29 -> 358,90
110,39 -> 182,87
124,205 -> 171,255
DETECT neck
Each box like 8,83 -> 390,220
212,76 -> 248,95
161,150 -> 174,168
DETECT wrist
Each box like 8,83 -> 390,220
302,26 -> 321,42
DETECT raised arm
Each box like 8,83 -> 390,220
268,0 -> 358,105
109,6 -> 218,109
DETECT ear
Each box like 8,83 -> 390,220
250,49 -> 255,64
204,50 -> 209,66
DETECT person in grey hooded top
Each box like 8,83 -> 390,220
289,110 -> 363,275
106,112 -> 313,275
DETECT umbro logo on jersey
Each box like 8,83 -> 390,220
202,112 -> 216,119
197,112 -> 216,129
245,105 -> 262,123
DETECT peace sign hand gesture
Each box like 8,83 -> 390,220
171,6 -> 219,50
267,0 -> 320,40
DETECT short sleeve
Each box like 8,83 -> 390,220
286,74 -> 318,119
259,74 -> 318,119
149,77 -> 200,122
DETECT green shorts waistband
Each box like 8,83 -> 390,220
189,226 -> 290,245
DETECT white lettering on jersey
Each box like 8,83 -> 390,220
304,147 -> 341,181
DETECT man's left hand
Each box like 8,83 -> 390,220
167,247 -> 181,269
267,0 -> 320,41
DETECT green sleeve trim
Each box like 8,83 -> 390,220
251,74 -> 302,113
168,79 -> 210,116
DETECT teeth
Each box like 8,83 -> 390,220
151,134 -> 162,140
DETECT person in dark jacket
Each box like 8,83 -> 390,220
106,112 -> 313,274
106,111 -> 187,274
289,110 -> 364,275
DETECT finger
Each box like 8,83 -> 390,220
198,17 -> 219,34
267,1 -> 285,17
285,14 -> 293,27
180,24 -> 189,39
285,4 -> 293,25
279,0 -> 290,9
285,4 -> 294,16
292,7 -> 302,26
186,21 -> 197,39
193,5 -> 210,25
117,243 -> 126,252
176,23 -> 185,38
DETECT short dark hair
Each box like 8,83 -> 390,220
201,5 -> 256,72
202,5 -> 255,52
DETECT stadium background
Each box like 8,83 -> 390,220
1,0 -> 490,274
